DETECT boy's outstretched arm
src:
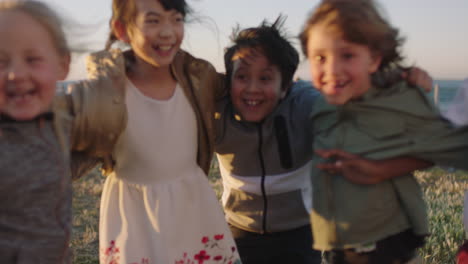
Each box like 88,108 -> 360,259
315,149 -> 433,185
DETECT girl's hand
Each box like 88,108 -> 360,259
402,67 -> 433,92
315,149 -> 433,185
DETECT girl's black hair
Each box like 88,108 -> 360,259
106,0 -> 192,50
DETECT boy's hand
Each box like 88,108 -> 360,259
402,67 -> 433,92
315,149 -> 433,185
316,149 -> 385,184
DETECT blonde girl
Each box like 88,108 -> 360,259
0,1 -> 72,263
71,0 -> 241,263
299,0 -> 468,263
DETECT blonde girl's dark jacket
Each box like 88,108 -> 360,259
0,106 -> 73,264
59,49 -> 223,179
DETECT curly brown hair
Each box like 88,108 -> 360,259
299,0 -> 405,72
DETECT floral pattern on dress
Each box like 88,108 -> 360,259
174,234 -> 242,264
100,236 -> 241,264
100,240 -> 149,264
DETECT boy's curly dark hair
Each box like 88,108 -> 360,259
224,15 -> 299,92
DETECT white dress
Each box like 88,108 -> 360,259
99,81 -> 241,264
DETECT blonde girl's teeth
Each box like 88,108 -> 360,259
159,46 -> 171,51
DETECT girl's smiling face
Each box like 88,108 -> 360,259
0,10 -> 69,120
306,23 -> 381,105
120,0 -> 184,69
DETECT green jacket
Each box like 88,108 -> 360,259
310,81 -> 468,250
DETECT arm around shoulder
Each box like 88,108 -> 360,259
59,49 -> 128,179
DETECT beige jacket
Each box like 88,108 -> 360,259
59,49 -> 223,179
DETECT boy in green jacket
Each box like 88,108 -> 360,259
300,0 -> 468,263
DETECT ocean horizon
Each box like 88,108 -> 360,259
431,79 -> 465,112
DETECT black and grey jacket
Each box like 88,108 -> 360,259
215,81 -> 319,233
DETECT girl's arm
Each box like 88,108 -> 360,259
315,149 -> 433,185
58,49 -> 127,179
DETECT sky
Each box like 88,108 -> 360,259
42,0 -> 468,81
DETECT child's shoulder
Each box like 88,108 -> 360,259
287,80 -> 320,102
175,50 -> 217,73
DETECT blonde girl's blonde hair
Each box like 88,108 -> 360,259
0,0 -> 70,57
299,0 -> 405,72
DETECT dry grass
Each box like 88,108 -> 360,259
71,165 -> 468,264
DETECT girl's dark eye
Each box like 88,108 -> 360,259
234,71 -> 249,81
343,53 -> 354,60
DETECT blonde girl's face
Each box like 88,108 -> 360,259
306,23 -> 381,105
121,0 -> 184,69
0,10 -> 69,120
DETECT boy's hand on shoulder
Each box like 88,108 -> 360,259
315,149 -> 433,185
315,149 -> 386,185
402,67 -> 433,92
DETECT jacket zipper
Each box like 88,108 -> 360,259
258,123 -> 268,234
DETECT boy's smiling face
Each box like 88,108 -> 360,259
306,23 -> 381,105
230,48 -> 285,122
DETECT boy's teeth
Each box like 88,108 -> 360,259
159,45 -> 171,51
245,100 -> 259,106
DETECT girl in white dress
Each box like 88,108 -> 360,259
90,0 -> 241,263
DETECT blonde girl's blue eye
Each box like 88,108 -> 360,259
314,55 -> 325,63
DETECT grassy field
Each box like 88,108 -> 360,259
71,165 -> 468,264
